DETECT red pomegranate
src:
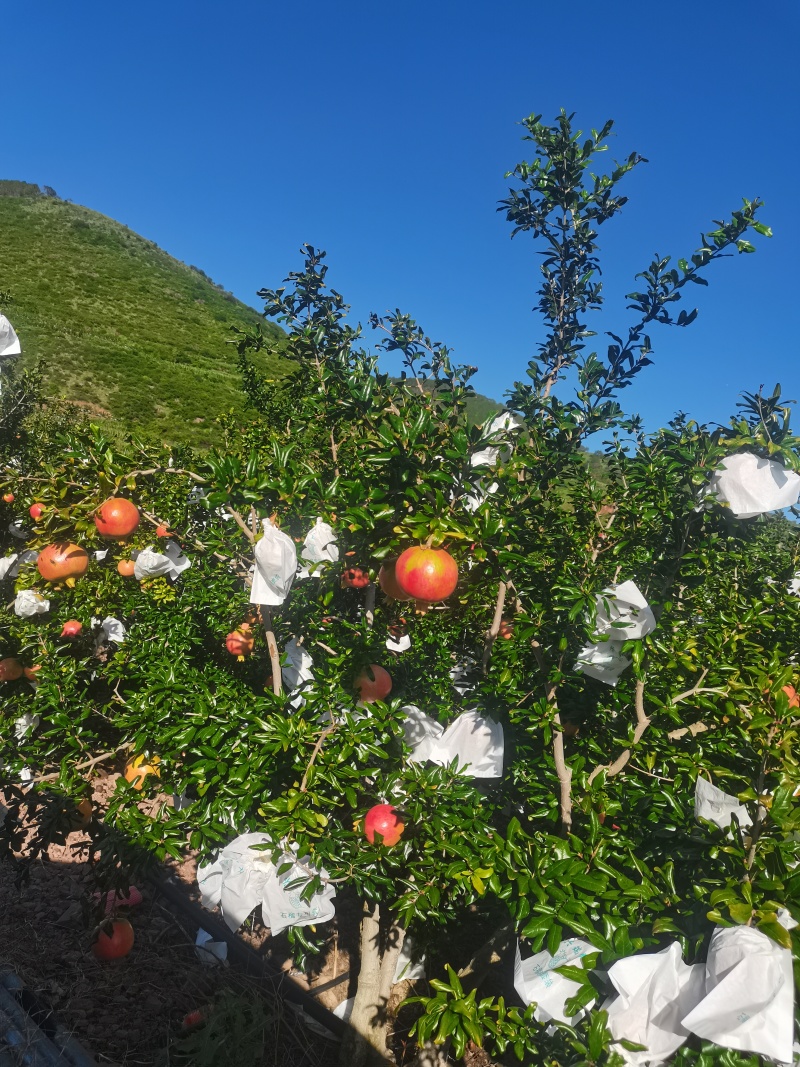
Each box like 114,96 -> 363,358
341,566 -> 371,589
61,620 -> 83,638
355,664 -> 392,703
498,619 -> 514,640
92,918 -> 135,961
0,657 -> 23,682
94,497 -> 140,538
395,546 -> 458,603
117,559 -> 136,577
156,525 -> 171,538
378,561 -> 413,601
29,503 -> 43,520
364,804 -> 404,846
226,625 -> 255,657
37,543 -> 89,582
3,492 -> 14,503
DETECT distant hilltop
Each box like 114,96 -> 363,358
0,180 -> 60,199
0,181 -> 503,447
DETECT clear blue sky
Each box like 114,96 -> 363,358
5,0 -> 798,432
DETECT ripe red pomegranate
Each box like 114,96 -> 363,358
226,624 -> 255,657
378,561 -> 413,602
29,503 -> 43,520
498,619 -> 514,640
3,492 -> 14,503
94,497 -> 140,538
92,918 -> 135,961
61,620 -> 83,638
355,664 -> 392,703
0,657 -> 23,682
341,566 -> 370,589
117,559 -> 136,577
395,546 -> 458,603
37,543 -> 89,582
364,804 -> 404,846
156,524 -> 171,538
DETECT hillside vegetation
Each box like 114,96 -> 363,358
0,182 -> 289,448
0,182 -> 502,447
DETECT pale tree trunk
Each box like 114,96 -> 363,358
338,900 -> 406,1067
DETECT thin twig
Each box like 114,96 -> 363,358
628,762 -> 675,783
330,429 -> 340,478
299,724 -> 337,794
30,743 -> 134,784
669,669 -> 712,705
125,466 -> 207,484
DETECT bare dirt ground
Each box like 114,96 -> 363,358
0,769 -> 348,1066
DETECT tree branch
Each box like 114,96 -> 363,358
364,583 -> 376,629
481,580 -> 508,674
259,607 -> 282,696
532,640 -> 572,833
225,506 -> 256,543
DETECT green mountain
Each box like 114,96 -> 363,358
0,181 -> 288,448
0,181 -> 503,447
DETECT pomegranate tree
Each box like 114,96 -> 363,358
0,113 -> 787,1067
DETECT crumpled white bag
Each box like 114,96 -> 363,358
403,706 -> 504,778
0,313 -> 21,358
450,655 -> 477,696
394,934 -> 426,981
459,413 -> 521,512
682,926 -> 794,1063
14,712 -> 40,740
386,633 -> 411,653
594,581 -> 656,640
194,927 -> 228,966
250,518 -> 297,606
298,518 -> 338,579
576,638 -> 631,686
0,550 -> 37,581
705,451 -> 800,518
462,479 -> 500,513
134,541 -> 191,580
14,589 -> 50,617
198,833 -> 335,935
787,572 -> 800,597
514,938 -> 595,1023
7,520 -> 29,541
606,942 -> 706,1066
282,637 -> 314,697
470,412 -> 520,468
694,776 -> 752,831
92,616 -> 127,645
0,553 -> 19,581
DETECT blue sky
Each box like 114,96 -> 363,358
5,0 -> 798,432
